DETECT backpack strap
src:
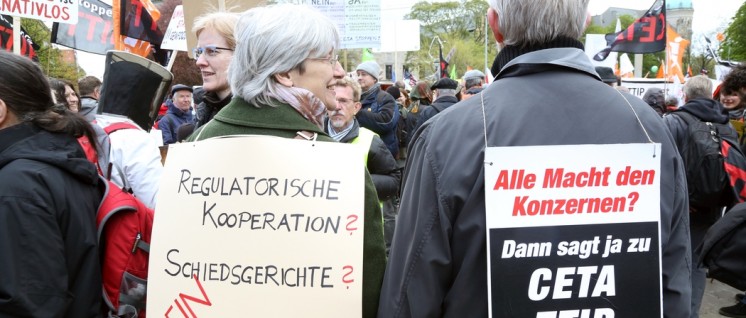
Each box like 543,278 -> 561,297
104,122 -> 139,135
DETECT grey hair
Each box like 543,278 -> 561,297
229,4 -> 340,107
437,89 -> 457,97
465,78 -> 482,90
487,0 -> 589,46
684,75 -> 713,101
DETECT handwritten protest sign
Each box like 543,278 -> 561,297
0,0 -> 77,24
161,5 -> 185,51
485,143 -> 662,318
148,136 -> 364,317
292,0 -> 380,49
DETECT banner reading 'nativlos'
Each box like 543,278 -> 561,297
52,0 -> 114,54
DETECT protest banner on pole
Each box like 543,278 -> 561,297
0,0 -> 78,24
51,0 -> 114,55
485,143 -> 662,318
148,136 -> 365,317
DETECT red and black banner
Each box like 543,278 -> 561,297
439,44 -> 448,79
0,15 -> 39,61
593,0 -> 666,61
52,0 -> 114,55
120,0 -> 162,45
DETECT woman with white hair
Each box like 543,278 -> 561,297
187,4 -> 386,317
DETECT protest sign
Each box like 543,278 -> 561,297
160,5 -> 185,51
485,143 -> 662,318
290,0 -> 380,49
148,136 -> 365,317
0,0 -> 78,24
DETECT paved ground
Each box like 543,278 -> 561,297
700,279 -> 742,317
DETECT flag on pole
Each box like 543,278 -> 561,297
438,43 -> 449,79
0,15 -> 38,60
449,65 -> 457,80
404,69 -> 417,87
112,0 -> 153,57
120,0 -> 163,45
361,48 -> 375,62
662,24 -> 690,84
593,0 -> 666,61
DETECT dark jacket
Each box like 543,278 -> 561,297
411,95 -> 459,140
160,99 -> 195,145
327,119 -> 401,200
357,85 -> 399,157
188,97 -> 387,318
379,47 -> 692,317
194,91 -> 232,128
0,123 -> 103,318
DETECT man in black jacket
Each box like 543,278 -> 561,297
663,75 -> 738,317
410,78 -> 459,139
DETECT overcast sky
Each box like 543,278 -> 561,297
78,0 -> 744,79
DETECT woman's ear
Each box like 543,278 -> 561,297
0,99 -> 19,130
274,72 -> 294,87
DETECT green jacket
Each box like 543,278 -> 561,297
188,97 -> 386,318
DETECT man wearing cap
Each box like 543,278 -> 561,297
159,84 -> 194,145
356,61 -> 399,158
595,66 -> 618,87
409,78 -> 459,138
461,70 -> 486,100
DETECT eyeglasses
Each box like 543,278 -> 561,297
336,97 -> 357,105
308,54 -> 339,65
193,45 -> 233,59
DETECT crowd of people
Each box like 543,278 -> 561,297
2,0 -> 746,317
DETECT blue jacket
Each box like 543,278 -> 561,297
159,99 -> 194,145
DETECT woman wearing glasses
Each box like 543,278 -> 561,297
192,11 -> 239,128
187,4 -> 386,317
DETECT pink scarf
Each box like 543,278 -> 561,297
269,86 -> 327,129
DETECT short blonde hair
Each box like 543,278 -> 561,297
192,11 -> 240,49
335,77 -> 361,102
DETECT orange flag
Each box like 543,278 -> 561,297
664,24 -> 689,84
112,0 -> 154,57
656,62 -> 665,78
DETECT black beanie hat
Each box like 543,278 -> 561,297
386,86 -> 401,100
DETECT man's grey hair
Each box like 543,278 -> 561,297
229,4 -> 339,107
487,0 -> 589,47
465,78 -> 482,90
684,75 -> 713,101
437,89 -> 457,97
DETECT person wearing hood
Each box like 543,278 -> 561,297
643,87 -> 666,116
663,75 -> 738,317
0,51 -> 103,317
78,76 -> 102,121
159,84 -> 194,145
356,61 -> 399,158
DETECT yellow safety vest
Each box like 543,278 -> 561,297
350,127 -> 384,208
